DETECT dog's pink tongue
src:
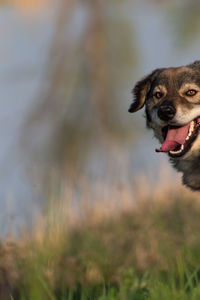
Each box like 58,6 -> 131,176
156,123 -> 190,152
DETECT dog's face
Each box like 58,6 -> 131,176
129,61 -> 200,190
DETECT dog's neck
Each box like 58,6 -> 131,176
171,151 -> 200,190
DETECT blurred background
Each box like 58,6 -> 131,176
0,0 -> 200,236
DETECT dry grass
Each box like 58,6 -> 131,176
0,164 -> 200,298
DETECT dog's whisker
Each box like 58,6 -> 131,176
129,60 -> 200,190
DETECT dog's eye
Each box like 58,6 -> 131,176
154,92 -> 163,99
185,89 -> 197,96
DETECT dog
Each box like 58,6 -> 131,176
129,60 -> 200,190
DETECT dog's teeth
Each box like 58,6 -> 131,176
170,119 -> 198,156
170,144 -> 185,155
170,149 -> 182,154
190,122 -> 194,131
187,121 -> 195,138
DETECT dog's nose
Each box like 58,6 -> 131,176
157,102 -> 176,121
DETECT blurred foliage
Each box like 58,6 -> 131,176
166,0 -> 200,48
0,0 -> 199,196
22,0 -> 139,173
4,0 -> 49,14
19,0 -> 200,175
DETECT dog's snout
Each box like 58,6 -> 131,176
157,101 -> 176,121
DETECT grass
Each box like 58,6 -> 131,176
1,169 -> 200,299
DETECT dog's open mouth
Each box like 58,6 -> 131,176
156,117 -> 200,157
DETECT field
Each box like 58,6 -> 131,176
0,169 -> 200,299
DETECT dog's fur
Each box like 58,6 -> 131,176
129,61 -> 200,190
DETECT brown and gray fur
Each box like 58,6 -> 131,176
129,60 -> 200,190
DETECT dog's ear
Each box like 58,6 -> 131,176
129,69 -> 161,113
188,60 -> 200,69
193,60 -> 200,66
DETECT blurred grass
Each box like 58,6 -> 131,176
0,169 -> 200,299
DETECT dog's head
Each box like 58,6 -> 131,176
129,61 -> 200,159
